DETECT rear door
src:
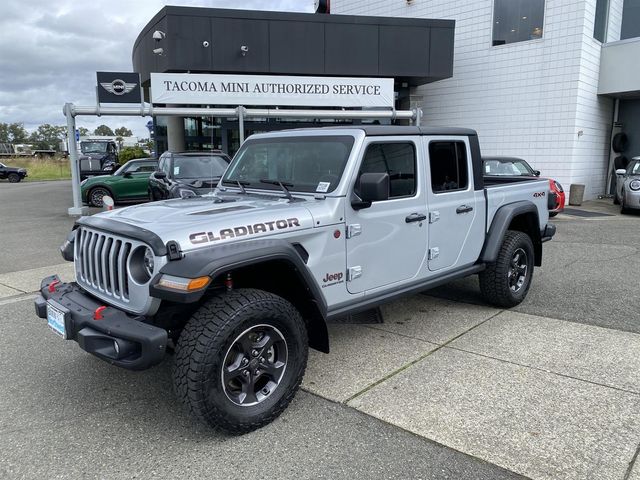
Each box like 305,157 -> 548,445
345,136 -> 428,294
425,137 -> 484,271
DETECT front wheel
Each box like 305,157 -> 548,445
88,187 -> 111,207
479,230 -> 534,308
173,289 -> 308,434
7,173 -> 21,183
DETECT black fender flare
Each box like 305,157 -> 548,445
151,239 -> 330,353
480,201 -> 542,266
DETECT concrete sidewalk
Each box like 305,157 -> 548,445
6,261 -> 640,479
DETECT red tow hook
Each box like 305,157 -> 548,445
48,280 -> 60,293
94,306 -> 107,320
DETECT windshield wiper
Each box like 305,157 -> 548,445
260,179 -> 293,200
221,179 -> 251,194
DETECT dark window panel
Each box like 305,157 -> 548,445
492,0 -> 545,46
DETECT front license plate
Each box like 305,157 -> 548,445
47,302 -> 68,339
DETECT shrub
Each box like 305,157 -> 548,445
119,146 -> 149,163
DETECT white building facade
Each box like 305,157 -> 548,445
332,0 -> 633,200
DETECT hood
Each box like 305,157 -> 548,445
94,192 -> 316,252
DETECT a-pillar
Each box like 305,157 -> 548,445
166,108 -> 185,152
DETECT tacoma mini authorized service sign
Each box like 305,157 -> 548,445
150,73 -> 394,108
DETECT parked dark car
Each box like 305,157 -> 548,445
483,156 -> 565,217
79,140 -> 119,179
149,151 -> 231,200
81,158 -> 158,207
0,162 -> 28,183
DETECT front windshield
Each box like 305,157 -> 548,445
627,160 -> 640,175
222,136 -> 355,194
81,142 -> 108,154
484,159 -> 533,176
173,155 -> 229,179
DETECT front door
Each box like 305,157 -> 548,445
425,138 -> 484,271
345,137 -> 428,294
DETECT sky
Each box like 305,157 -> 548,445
0,0 -> 314,139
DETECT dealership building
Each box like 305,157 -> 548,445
134,0 -> 640,200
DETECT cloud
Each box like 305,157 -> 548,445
0,0 -> 314,138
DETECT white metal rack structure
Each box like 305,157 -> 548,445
63,103 -> 421,216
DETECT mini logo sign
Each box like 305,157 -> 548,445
100,79 -> 137,96
96,72 -> 141,104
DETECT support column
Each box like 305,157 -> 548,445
166,105 -> 185,152
64,103 -> 88,216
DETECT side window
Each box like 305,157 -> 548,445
134,162 -> 157,173
357,143 -> 416,198
159,157 -> 171,175
429,141 -> 469,193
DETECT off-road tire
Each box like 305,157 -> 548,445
173,288 -> 308,434
7,173 -> 21,183
479,230 -> 534,308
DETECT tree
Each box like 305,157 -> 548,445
114,126 -> 133,137
0,122 -> 29,143
28,124 -> 66,150
77,127 -> 90,137
118,146 -> 149,163
94,125 -> 114,136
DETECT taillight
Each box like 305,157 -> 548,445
554,181 -> 564,193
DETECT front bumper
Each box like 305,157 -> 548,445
34,275 -> 167,370
623,190 -> 640,210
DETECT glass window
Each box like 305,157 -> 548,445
127,161 -> 158,174
223,136 -> 354,194
492,0 -> 545,46
159,156 -> 170,175
483,158 -> 535,176
429,142 -> 469,193
357,143 -> 416,198
172,155 -> 229,179
594,0 -> 610,42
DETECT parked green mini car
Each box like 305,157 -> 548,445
81,158 -> 158,207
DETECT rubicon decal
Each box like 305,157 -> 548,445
190,218 -> 301,245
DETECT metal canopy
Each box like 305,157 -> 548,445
63,102 -> 419,216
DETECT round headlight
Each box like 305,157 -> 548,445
143,247 -> 155,277
630,180 -> 640,191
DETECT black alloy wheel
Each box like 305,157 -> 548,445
222,324 -> 288,406
89,187 -> 111,207
508,248 -> 528,293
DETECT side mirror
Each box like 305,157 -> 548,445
615,169 -> 626,176
352,172 -> 389,210
533,170 -> 541,177
155,170 -> 167,179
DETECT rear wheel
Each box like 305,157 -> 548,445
7,173 -> 21,183
173,288 -> 308,434
88,187 -> 111,207
479,230 -> 534,308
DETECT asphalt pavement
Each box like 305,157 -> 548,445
2,181 -> 640,480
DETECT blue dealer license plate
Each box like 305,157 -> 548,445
47,301 -> 67,339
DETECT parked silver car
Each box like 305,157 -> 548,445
615,157 -> 640,214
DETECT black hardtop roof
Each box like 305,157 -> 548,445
281,125 -> 477,137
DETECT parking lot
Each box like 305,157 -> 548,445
1,180 -> 639,480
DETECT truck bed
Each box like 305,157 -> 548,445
484,176 -> 550,232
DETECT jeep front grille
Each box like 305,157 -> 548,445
75,228 -> 133,301
73,226 -> 166,316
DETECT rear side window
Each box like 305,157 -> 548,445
429,142 -> 469,193
357,143 -> 416,198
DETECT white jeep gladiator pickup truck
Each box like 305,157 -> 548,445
35,126 -> 555,433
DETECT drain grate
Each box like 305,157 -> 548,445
562,208 -> 614,218
329,307 -> 384,324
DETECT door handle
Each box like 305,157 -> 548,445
456,205 -> 473,214
405,213 -> 427,223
